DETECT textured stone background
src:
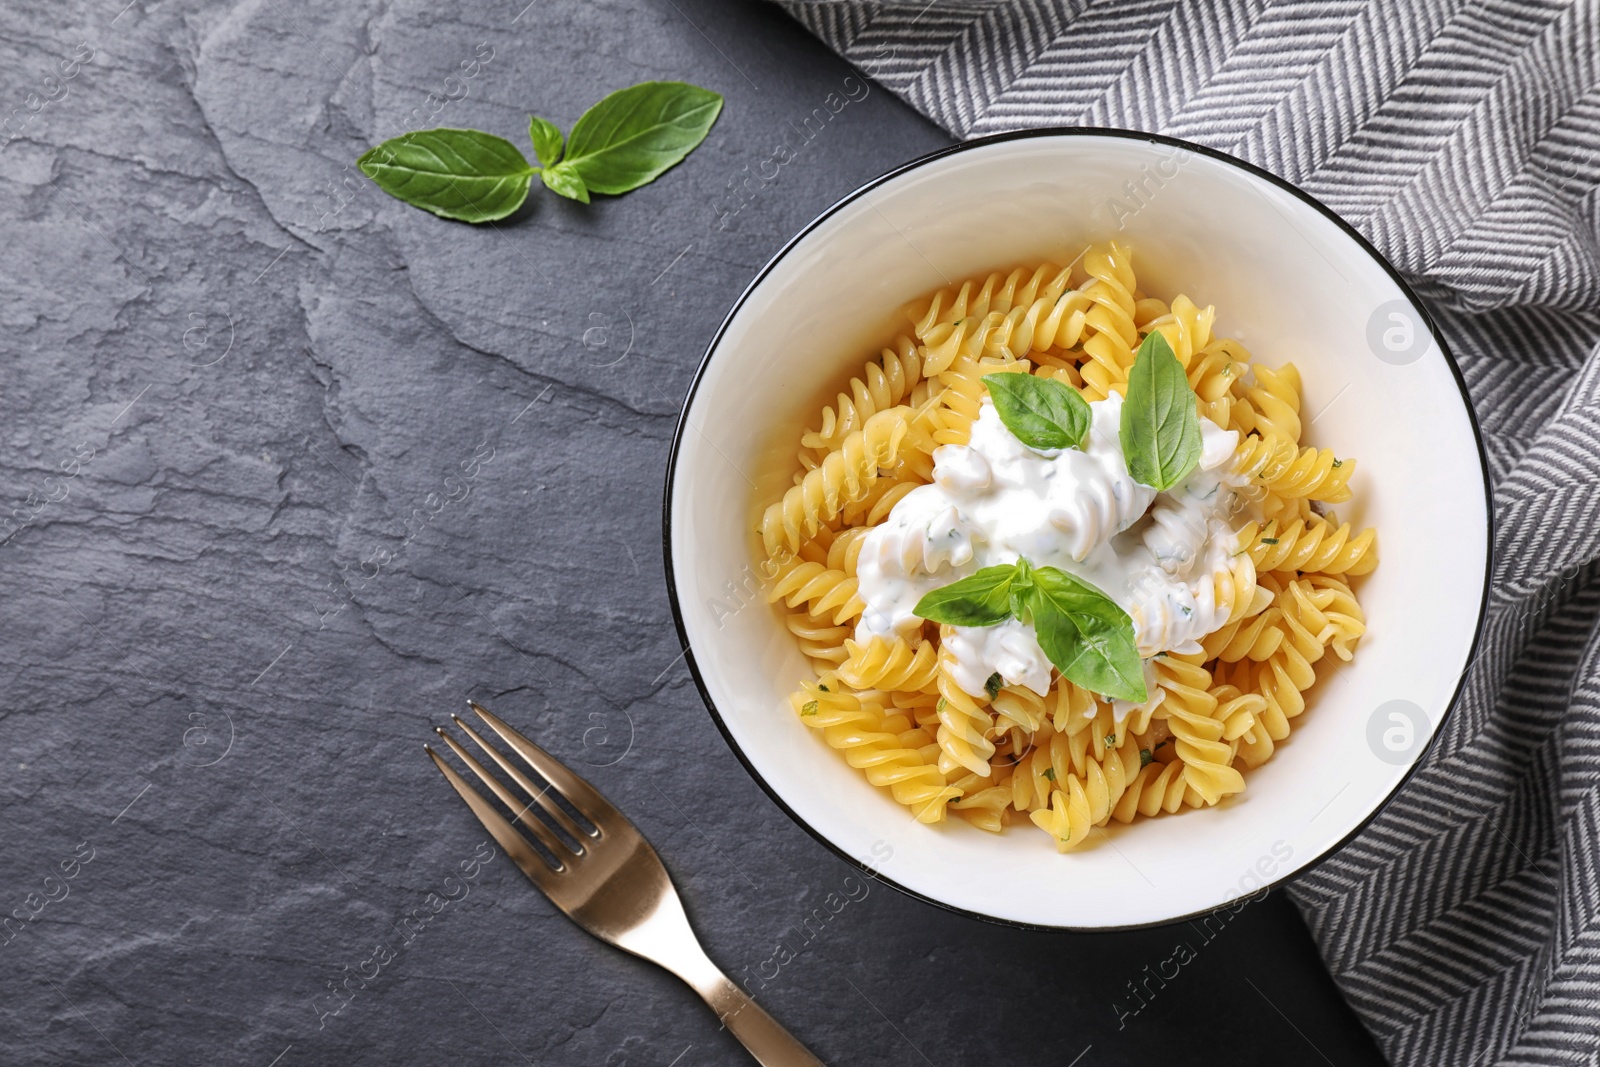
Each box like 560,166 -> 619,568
0,1 -> 1385,1064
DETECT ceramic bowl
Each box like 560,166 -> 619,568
664,129 -> 1490,929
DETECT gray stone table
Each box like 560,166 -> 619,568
0,0 -> 1387,1063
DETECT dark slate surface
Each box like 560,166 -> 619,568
0,1 -> 1386,1064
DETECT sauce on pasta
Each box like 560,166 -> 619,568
854,392 -> 1246,707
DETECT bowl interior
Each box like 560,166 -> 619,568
668,131 -> 1488,929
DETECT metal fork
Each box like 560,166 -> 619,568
426,700 -> 825,1067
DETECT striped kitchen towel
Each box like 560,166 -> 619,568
776,2 -> 1600,1064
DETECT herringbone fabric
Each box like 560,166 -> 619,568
778,2 -> 1600,1063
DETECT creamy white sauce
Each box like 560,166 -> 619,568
855,394 -> 1245,708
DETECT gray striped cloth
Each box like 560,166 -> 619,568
776,2 -> 1600,1063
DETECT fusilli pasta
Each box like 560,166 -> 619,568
760,407 -> 912,556
762,242 -> 1376,850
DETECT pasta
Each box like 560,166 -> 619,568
757,242 -> 1378,851
766,556 -> 863,625
934,630 -> 998,777
1233,433 -> 1354,503
798,335 -> 930,473
1238,516 -> 1378,576
837,636 -> 940,693
759,407 -> 912,556
793,683 -> 958,822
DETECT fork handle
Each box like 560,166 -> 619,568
688,970 -> 826,1066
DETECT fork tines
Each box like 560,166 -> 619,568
425,700 -> 603,878
425,700 -> 827,1065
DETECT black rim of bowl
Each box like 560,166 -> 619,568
661,125 -> 1495,933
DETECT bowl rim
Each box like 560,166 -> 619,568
662,125 -> 1495,932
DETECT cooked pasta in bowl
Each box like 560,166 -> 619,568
665,130 -> 1489,929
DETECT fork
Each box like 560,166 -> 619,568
426,700 -> 826,1067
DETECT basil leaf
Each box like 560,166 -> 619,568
1025,566 -> 1146,703
560,81 -> 723,195
528,115 -> 564,168
541,163 -> 590,204
1120,330 -> 1202,490
984,373 -> 1092,451
913,564 -> 1018,627
984,672 -> 1003,700
357,129 -> 534,223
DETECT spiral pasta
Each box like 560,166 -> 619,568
760,407 -> 912,557
1294,574 -> 1367,660
1231,363 -> 1303,444
1212,683 -> 1266,745
758,241 -> 1375,848
949,762 -> 1017,833
785,612 -> 849,666
837,636 -> 940,692
922,356 -> 1031,448
799,335 -> 928,468
1233,433 -> 1354,503
934,632 -> 998,777
991,684 -> 1048,734
1240,516 -> 1378,576
1143,293 -> 1216,367
766,556 -> 863,625
1153,655 -> 1247,806
793,682 -> 958,821
1187,338 -> 1249,427
908,263 -> 1088,373
1201,602 -> 1285,663
839,474 -> 921,529
1029,738 -> 1149,850
1075,242 -> 1142,401
823,524 -> 870,575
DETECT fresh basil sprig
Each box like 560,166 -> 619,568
984,373 -> 1092,451
357,81 -> 723,222
914,556 -> 1145,702
1120,330 -> 1203,490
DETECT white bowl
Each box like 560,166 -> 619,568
664,129 -> 1490,929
